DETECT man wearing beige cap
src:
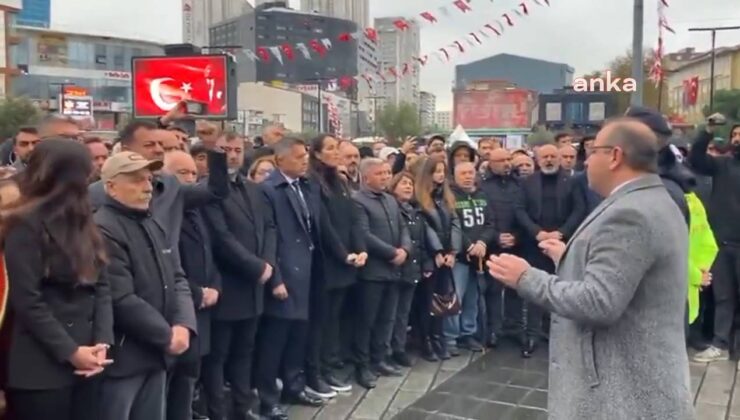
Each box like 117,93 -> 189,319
94,151 -> 197,420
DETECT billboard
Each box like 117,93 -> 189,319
453,88 -> 535,129
132,55 -> 236,120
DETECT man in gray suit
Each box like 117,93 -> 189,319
488,119 -> 694,420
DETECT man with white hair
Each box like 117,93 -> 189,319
512,143 -> 586,358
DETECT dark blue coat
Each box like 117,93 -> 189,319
261,171 -> 322,320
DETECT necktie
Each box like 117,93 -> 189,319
291,180 -> 311,231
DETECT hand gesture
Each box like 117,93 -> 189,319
467,241 -> 487,259
161,100 -> 188,125
499,233 -> 515,249
202,288 -> 220,308
535,231 -> 549,242
259,263 -> 273,284
167,325 -> 190,356
444,253 -> 456,268
273,284 -> 289,300
539,238 -> 566,264
195,120 -> 220,149
400,136 -> 416,154
354,252 -> 368,267
346,253 -> 358,265
435,253 -> 446,268
487,254 -> 530,287
391,248 -> 408,266
700,269 -> 713,289
70,344 -> 112,376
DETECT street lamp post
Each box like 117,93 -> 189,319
631,0 -> 644,106
688,26 -> 740,113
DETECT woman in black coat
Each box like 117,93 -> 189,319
307,134 -> 367,396
413,156 -> 461,360
2,139 -> 112,420
388,171 -> 442,364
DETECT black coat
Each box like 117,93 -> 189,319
480,173 -> 525,251
399,202 -> 442,284
5,213 -> 113,390
515,170 -> 586,243
420,189 -> 462,255
261,171 -> 321,320
316,178 -> 366,290
202,176 -> 276,321
95,197 -> 197,378
178,209 -> 221,357
353,188 -> 412,282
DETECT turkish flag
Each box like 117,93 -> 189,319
688,76 -> 699,105
132,55 -> 229,118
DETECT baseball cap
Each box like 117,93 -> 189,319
101,151 -> 164,183
624,106 -> 672,136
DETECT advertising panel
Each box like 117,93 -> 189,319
453,88 -> 535,129
132,54 -> 235,120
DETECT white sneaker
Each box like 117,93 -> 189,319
693,346 -> 729,363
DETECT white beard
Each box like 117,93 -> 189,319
540,165 -> 559,175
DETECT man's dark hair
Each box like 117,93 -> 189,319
555,133 -> 572,143
118,120 -> 158,146
219,131 -> 244,143
190,142 -> 207,157
13,126 -> 38,144
273,137 -> 306,157
605,122 -> 658,173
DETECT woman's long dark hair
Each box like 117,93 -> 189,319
308,134 -> 348,196
415,156 -> 456,213
1,139 -> 106,284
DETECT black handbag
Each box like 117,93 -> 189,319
431,267 -> 461,317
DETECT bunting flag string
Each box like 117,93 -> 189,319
649,0 -> 672,86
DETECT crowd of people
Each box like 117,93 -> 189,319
0,101 -> 737,420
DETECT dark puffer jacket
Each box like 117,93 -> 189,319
399,201 -> 442,284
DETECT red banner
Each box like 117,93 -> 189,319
453,88 -> 535,129
132,55 -> 230,118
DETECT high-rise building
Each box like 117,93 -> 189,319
210,2 -> 358,84
419,91 -> 436,128
375,17 -> 420,110
435,111 -> 452,131
183,0 -> 253,47
300,0 -> 369,28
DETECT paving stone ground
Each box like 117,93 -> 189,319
286,341 -> 740,420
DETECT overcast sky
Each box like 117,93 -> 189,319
280,0 -> 740,110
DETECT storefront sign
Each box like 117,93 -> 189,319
103,70 -> 132,81
60,95 -> 93,117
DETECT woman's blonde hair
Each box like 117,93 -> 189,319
415,156 -> 456,213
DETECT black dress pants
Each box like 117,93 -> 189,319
354,281 -> 400,368
201,318 -> 259,420
413,271 -> 450,341
8,378 -> 101,420
306,286 -> 349,378
711,245 -> 740,349
391,282 -> 417,354
166,355 -> 200,420
255,317 -> 309,409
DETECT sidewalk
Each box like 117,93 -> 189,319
287,343 -> 740,420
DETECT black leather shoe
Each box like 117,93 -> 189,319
283,390 -> 325,407
432,337 -> 451,360
521,338 -> 536,359
487,332 -> 499,348
393,352 -> 413,368
421,339 -> 439,362
192,411 -> 209,420
459,336 -> 484,352
356,367 -> 378,389
372,361 -> 403,377
324,372 -> 352,393
260,405 -> 288,420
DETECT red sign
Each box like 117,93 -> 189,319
453,88 -> 535,129
132,55 -> 229,118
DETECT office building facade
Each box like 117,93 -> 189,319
300,0 -> 369,28
419,91 -> 435,128
375,16 -> 420,109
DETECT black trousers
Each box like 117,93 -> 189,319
391,282 -> 417,354
255,317 -> 309,408
306,286 -> 348,378
201,318 -> 259,420
166,358 -> 199,420
354,281 -> 400,368
8,378 -> 101,420
712,245 -> 740,349
485,276 -> 505,336
413,271 -> 449,341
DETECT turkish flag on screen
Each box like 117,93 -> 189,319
132,55 -> 229,118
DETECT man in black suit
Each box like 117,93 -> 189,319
163,151 -> 223,420
200,133 -> 277,420
257,137 -> 325,420
514,143 -> 585,357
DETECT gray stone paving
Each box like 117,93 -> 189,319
285,345 -> 740,420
